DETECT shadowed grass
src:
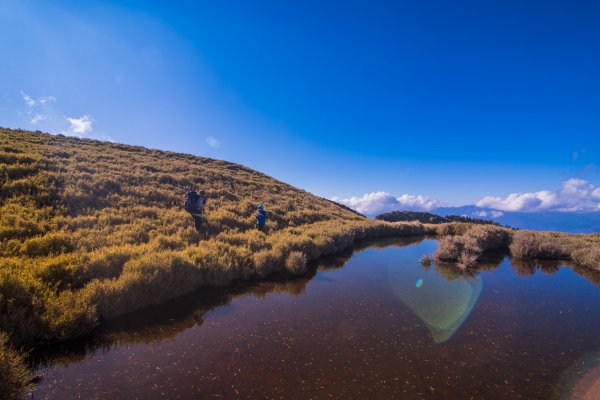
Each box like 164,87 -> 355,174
0,333 -> 31,400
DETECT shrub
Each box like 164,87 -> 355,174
84,246 -> 138,281
571,246 -> 600,270
34,254 -> 86,290
433,222 -> 473,236
42,290 -> 98,341
434,225 -> 510,266
285,251 -> 307,275
509,231 -> 569,260
20,232 -> 74,257
419,255 -> 432,267
92,251 -> 204,318
253,250 -> 278,277
0,332 -> 31,400
434,236 -> 464,263
457,250 -> 479,270
0,200 -> 53,243
0,265 -> 47,345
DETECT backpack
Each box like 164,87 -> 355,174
257,209 -> 267,225
185,190 -> 199,212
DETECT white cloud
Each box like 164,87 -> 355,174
30,113 -> 45,124
20,91 -> 55,107
20,91 -> 36,107
474,210 -> 504,218
39,96 -> 56,105
20,91 -> 57,126
206,136 -> 220,148
332,192 -> 444,216
64,115 -> 94,137
476,179 -> 600,212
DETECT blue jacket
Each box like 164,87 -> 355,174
256,209 -> 267,226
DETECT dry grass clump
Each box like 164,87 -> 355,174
457,250 -> 479,270
509,231 -> 600,271
434,225 -> 510,268
509,231 -> 569,260
419,255 -> 432,267
285,251 -> 308,275
429,221 -> 474,236
0,332 -> 32,399
431,224 -> 599,274
571,246 -> 600,270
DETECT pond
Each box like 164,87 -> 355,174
32,237 -> 600,399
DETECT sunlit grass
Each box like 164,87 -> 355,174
429,224 -> 600,272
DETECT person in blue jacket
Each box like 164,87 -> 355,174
255,204 -> 267,231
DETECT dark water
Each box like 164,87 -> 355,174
32,238 -> 600,399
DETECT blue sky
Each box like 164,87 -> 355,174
1,0 -> 599,213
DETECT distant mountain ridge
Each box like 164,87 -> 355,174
375,210 -> 501,227
432,206 -> 600,234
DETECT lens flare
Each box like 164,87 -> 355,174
554,353 -> 600,400
388,263 -> 483,343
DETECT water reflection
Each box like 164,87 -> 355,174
386,252 -> 506,344
32,236 -> 425,369
388,261 -> 483,343
573,266 -> 600,290
511,258 -> 563,277
32,277 -> 315,369
30,237 -> 600,400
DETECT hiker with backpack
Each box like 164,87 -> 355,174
184,189 -> 206,232
255,203 -> 267,231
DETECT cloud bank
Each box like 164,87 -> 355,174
332,192 -> 444,216
476,179 -> 600,212
334,179 -> 600,217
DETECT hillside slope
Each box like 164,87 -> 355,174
0,128 -> 425,346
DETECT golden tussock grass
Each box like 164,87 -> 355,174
0,332 -> 31,400
0,128 -> 428,349
428,223 -> 600,273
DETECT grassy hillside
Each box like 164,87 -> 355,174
0,128 -> 428,349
